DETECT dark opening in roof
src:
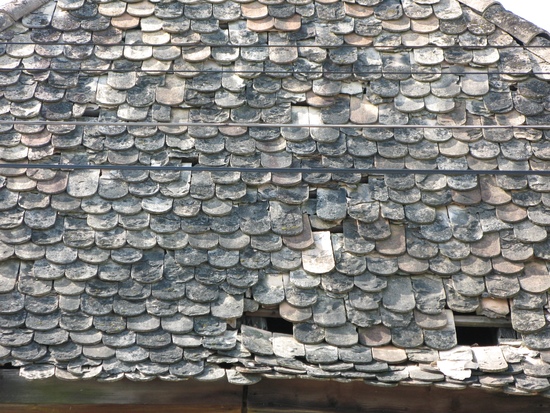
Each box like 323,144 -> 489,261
456,326 -> 499,346
265,317 -> 293,335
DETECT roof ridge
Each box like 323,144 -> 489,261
0,0 -> 50,31
456,0 -> 498,14
457,0 -> 547,45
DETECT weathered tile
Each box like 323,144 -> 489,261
67,170 -> 100,198
411,275 -> 445,314
478,297 -> 509,318
372,346 -> 408,364
448,205 -> 483,242
279,301 -> 311,323
313,294 -> 346,327
316,188 -> 347,221
486,274 -> 520,298
282,215 -> 314,250
514,220 -> 547,243
300,343 -> 337,365
376,225 -> 406,256
291,320 -> 324,344
330,235 -> 364,276
424,310 -> 458,350
414,310 -> 448,330
359,325 -> 391,347
322,323 -> 357,347
496,203 -> 527,223
519,262 -> 550,293
472,347 -> 508,373
382,276 -> 415,313
302,232 -> 335,274
514,374 -> 550,392
470,232 -> 500,258
392,321 -> 423,348
269,201 -> 303,236
420,209 -> 452,242
408,366 -> 444,382
4,0 -> 550,386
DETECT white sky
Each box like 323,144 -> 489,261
498,0 -> 550,31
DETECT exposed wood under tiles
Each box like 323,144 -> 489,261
1,372 -> 550,413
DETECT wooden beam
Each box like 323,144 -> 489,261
0,405 -> 229,413
1,372 -> 549,413
0,371 -> 242,412
245,309 -> 280,318
454,315 -> 512,328
248,380 -> 550,413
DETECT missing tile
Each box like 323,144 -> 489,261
266,317 -> 294,335
456,326 -> 499,346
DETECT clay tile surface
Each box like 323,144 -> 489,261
2,0 -> 550,394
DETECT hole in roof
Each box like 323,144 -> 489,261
509,84 -> 518,91
327,223 -> 344,233
537,32 -> 550,42
218,362 -> 233,369
241,315 -> 268,330
1,363 -> 18,369
498,327 -> 518,341
265,317 -> 294,335
83,106 -> 100,117
455,326 -> 499,346
295,356 -> 308,364
174,156 -> 199,166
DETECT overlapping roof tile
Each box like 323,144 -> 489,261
1,0 -> 550,395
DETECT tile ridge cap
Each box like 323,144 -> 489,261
480,2 -> 547,45
455,0 -> 499,14
0,0 -> 51,31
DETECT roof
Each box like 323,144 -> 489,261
1,0 -> 550,395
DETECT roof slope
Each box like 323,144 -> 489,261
1,0 -> 550,394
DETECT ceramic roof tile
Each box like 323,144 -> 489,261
477,296 -> 509,318
357,324 -> 390,347
2,0 -> 550,392
414,308 -> 448,329
371,345 -> 407,365
410,14 -> 439,33
380,276 -> 414,314
470,346 -> 508,373
423,310 -> 458,350
512,290 -> 546,311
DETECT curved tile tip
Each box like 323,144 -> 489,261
459,0 -> 548,45
0,0 -> 50,30
457,0 -> 499,14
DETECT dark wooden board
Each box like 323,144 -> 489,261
0,370 -> 242,411
248,379 -> 550,413
2,370 -> 550,413
0,405 -> 241,413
